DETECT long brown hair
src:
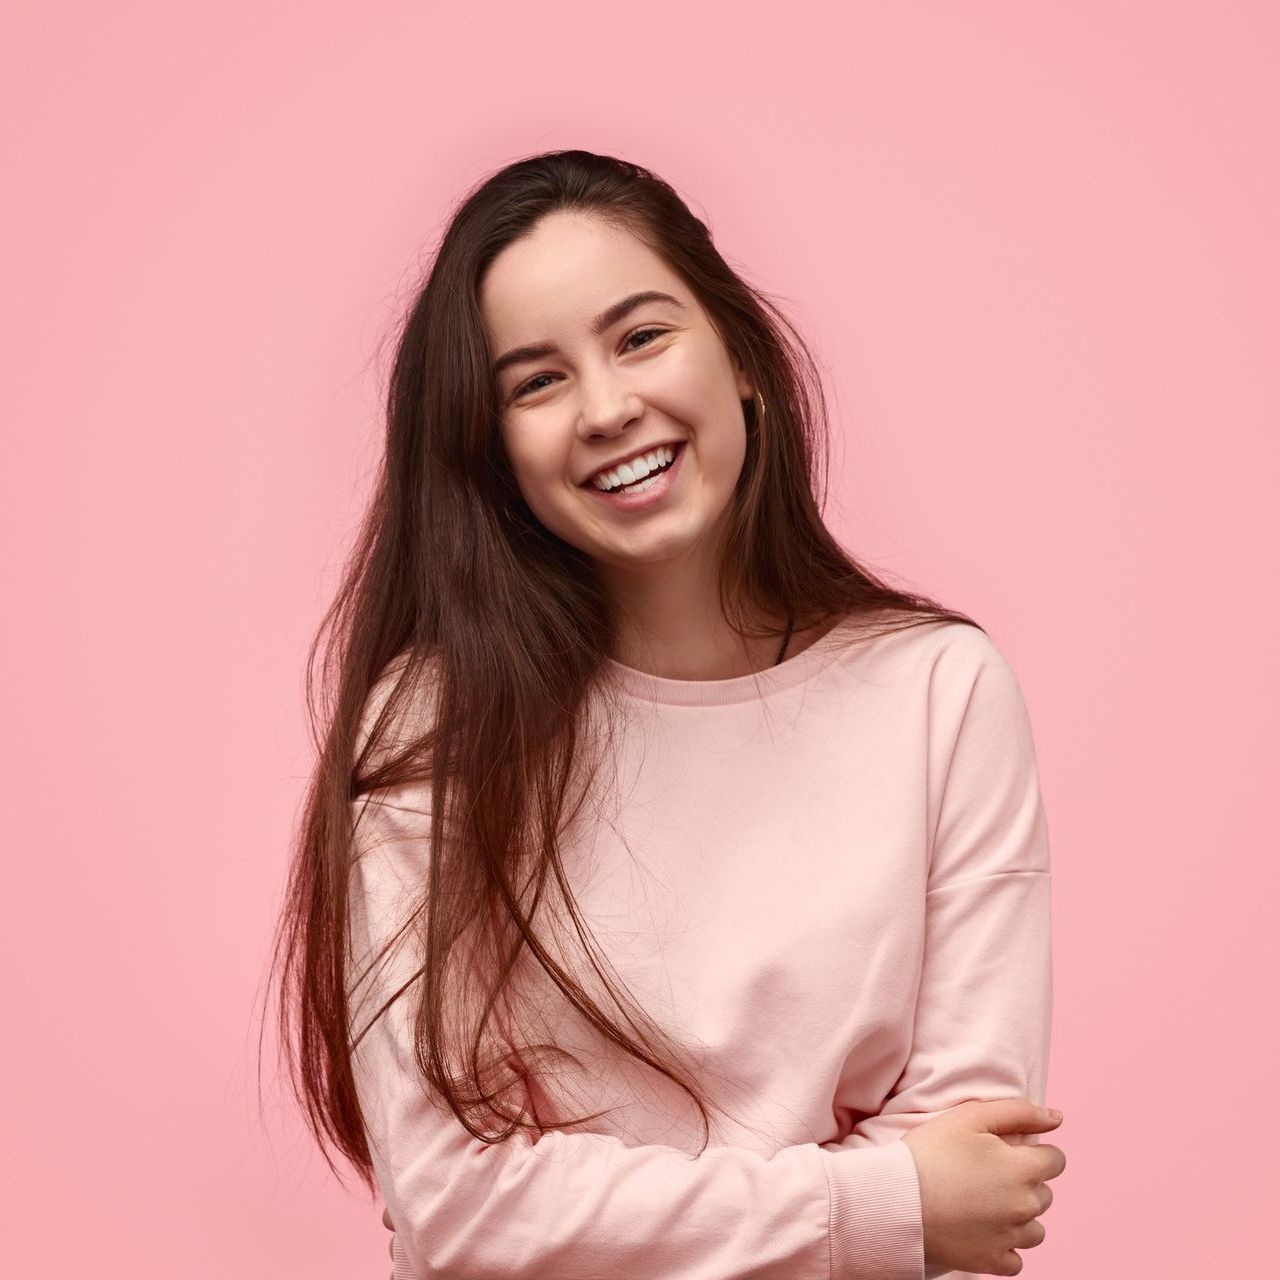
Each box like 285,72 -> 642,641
264,148 -> 980,1194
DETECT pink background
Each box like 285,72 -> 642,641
5,2 -> 1275,1275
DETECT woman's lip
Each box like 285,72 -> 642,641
581,441 -> 687,510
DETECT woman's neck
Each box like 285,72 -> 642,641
596,539 -> 823,680
610,613 -> 795,681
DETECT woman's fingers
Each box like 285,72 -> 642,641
1014,1217 -> 1047,1249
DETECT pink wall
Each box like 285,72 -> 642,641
5,1 -> 1275,1275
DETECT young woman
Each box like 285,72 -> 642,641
270,149 -> 1066,1280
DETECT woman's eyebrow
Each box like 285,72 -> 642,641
491,291 -> 686,378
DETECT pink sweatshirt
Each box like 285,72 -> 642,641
347,616 -> 1053,1280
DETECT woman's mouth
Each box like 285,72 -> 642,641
581,442 -> 687,513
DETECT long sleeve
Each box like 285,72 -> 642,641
349,793 -> 927,1280
823,655 -> 1053,1280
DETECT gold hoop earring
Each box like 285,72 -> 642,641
755,390 -> 767,419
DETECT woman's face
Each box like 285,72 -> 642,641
480,211 -> 754,579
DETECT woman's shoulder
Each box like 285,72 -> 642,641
831,611 -> 1008,682
917,616 -> 1006,668
354,648 -> 442,765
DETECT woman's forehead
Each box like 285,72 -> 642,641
481,214 -> 681,328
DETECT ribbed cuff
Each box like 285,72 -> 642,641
392,1232 -> 412,1280
824,1139 -> 925,1280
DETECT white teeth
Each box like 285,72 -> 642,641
591,445 -> 676,492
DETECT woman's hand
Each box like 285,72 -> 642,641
902,1097 -> 1066,1277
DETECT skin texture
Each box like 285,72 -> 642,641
480,209 -> 807,680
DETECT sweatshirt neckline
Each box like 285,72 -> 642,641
600,615 -> 858,706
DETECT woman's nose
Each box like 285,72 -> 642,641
577,377 -> 643,439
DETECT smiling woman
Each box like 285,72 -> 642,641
268,148 -> 1063,1280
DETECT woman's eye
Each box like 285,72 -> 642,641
510,328 -> 668,402
512,373 -> 555,400
623,326 -> 666,351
